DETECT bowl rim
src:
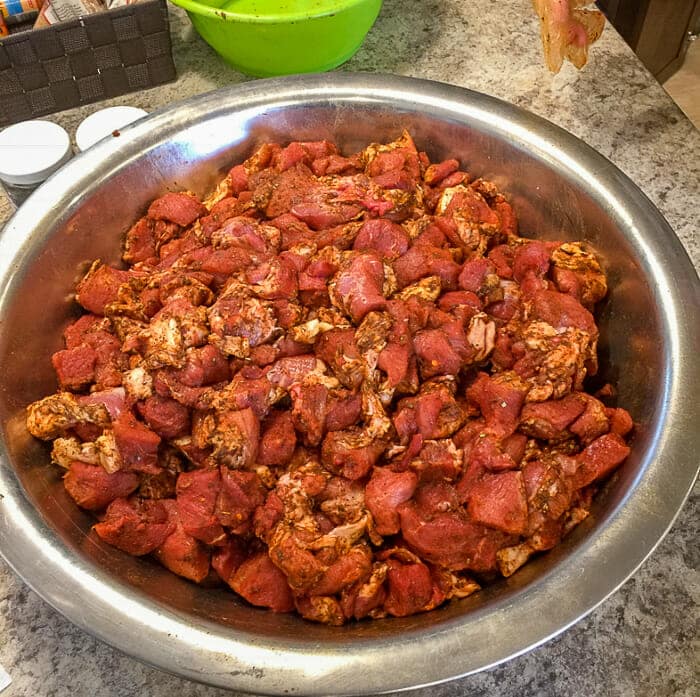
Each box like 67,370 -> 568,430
0,73 -> 698,695
167,0 -> 380,24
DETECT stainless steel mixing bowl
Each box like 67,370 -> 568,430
0,74 -> 698,695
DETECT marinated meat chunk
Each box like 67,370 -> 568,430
52,346 -> 98,390
155,500 -> 211,583
321,429 -> 386,480
176,468 -> 226,545
467,471 -> 529,535
230,552 -> 295,613
365,467 -> 418,536
383,555 -> 438,617
93,497 -> 174,555
76,262 -> 130,315
258,410 -> 297,466
519,393 -> 585,441
137,395 -> 190,439
394,382 -> 466,441
26,133 -> 631,626
63,461 -> 139,511
147,192 -> 207,227
330,252 -> 388,323
216,468 -> 267,532
113,411 -> 162,473
574,433 -> 630,488
353,219 -> 410,259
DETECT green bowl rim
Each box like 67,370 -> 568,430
167,0 -> 380,24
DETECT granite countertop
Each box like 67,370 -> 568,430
0,1 -> 698,695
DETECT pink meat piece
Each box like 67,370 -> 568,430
574,433 -> 631,489
501,433 -> 528,464
155,500 -> 210,583
377,340 -> 413,390
230,552 -> 295,613
414,221 -> 448,248
321,430 -> 386,480
398,481 -> 479,569
569,394 -> 610,443
266,355 -> 318,389
458,258 -> 497,294
393,244 -> 461,290
215,468 -> 266,531
252,491 -> 285,542
270,213 -> 316,251
383,558 -> 435,617
274,335 -> 311,357
353,219 -> 410,259
113,411 -> 162,474
519,394 -> 586,440
123,217 -> 157,264
76,264 -> 129,315
79,386 -> 127,420
90,335 -> 125,390
312,153 -> 362,177
413,328 -> 463,378
424,159 -> 459,186
153,370 -> 211,411
199,196 -> 239,238
52,346 -> 97,390
175,246 -> 252,284
176,468 -> 226,545
258,410 -> 297,466
63,461 -> 139,511
512,241 -> 551,283
312,546 -> 372,596
314,329 -> 363,389
93,497 -> 174,556
227,372 -> 274,420
394,386 -> 464,441
147,192 -> 207,227
463,434 -> 517,480
136,395 -> 190,439
157,231 -> 200,267
291,382 -> 328,446
291,192 -> 363,233
325,391 -> 363,431
607,407 -> 634,437
415,440 -> 462,481
175,344 -> 230,387
531,289 -> 597,334
273,140 -> 337,172
228,165 -> 249,194
333,253 -> 387,323
494,200 -> 518,236
211,536 -> 247,584
488,244 -> 515,279
441,186 -> 500,228
212,217 -> 276,255
438,290 -> 481,313
216,407 -> 260,468
467,470 -> 528,535
365,467 -> 418,535
246,258 -> 298,300
466,372 -> 527,438
63,314 -> 105,349
341,571 -> 388,620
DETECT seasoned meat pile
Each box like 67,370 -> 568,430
26,132 -> 633,624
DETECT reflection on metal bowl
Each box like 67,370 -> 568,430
0,74 -> 698,695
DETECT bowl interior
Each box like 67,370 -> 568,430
0,77 -> 696,695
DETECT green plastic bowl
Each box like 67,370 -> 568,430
168,0 -> 383,77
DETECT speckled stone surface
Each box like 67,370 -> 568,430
0,1 -> 698,695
